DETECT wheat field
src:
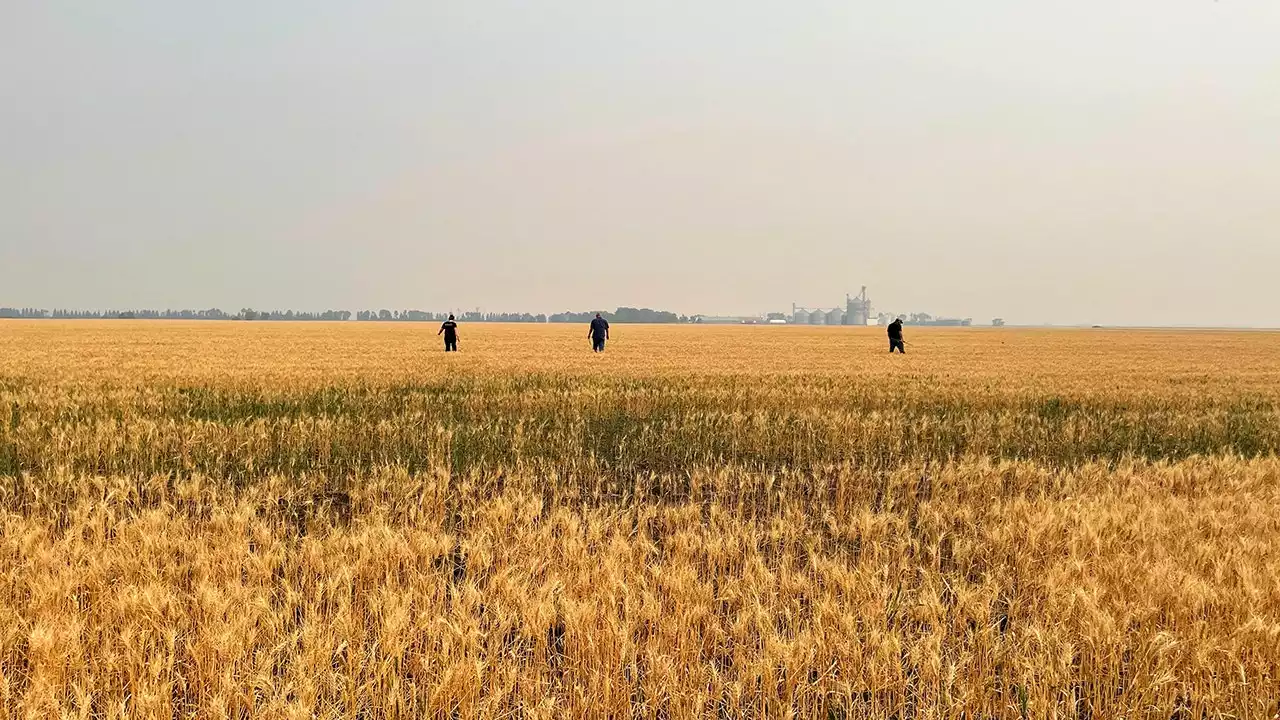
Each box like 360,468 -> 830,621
0,321 -> 1277,719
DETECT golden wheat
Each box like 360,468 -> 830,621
0,321 -> 1277,719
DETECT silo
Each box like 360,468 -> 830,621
826,308 -> 845,325
793,309 -> 809,324
846,298 -> 867,325
846,287 -> 871,326
809,310 -> 825,325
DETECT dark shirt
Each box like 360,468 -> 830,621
590,317 -> 610,339
887,320 -> 903,340
441,320 -> 457,340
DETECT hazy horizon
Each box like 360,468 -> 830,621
4,2 -> 1278,326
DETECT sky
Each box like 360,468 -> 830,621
2,1 -> 1278,326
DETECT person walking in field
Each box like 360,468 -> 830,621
438,314 -> 459,352
588,313 -> 610,352
888,317 -> 905,354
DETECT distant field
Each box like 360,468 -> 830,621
1,322 -> 1277,718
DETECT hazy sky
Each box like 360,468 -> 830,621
3,2 -> 1278,325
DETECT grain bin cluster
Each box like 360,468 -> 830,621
790,286 -> 874,326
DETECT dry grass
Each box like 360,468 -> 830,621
0,321 -> 1277,718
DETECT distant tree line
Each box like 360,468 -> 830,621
354,310 -> 547,323
2,306 -> 689,323
238,309 -> 353,321
548,307 -> 687,324
3,307 -> 236,320
0,308 -> 53,318
2,307 -> 351,321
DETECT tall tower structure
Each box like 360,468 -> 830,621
845,286 -> 871,325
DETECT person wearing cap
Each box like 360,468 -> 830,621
438,314 -> 459,352
588,313 -> 610,352
887,317 -> 905,354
